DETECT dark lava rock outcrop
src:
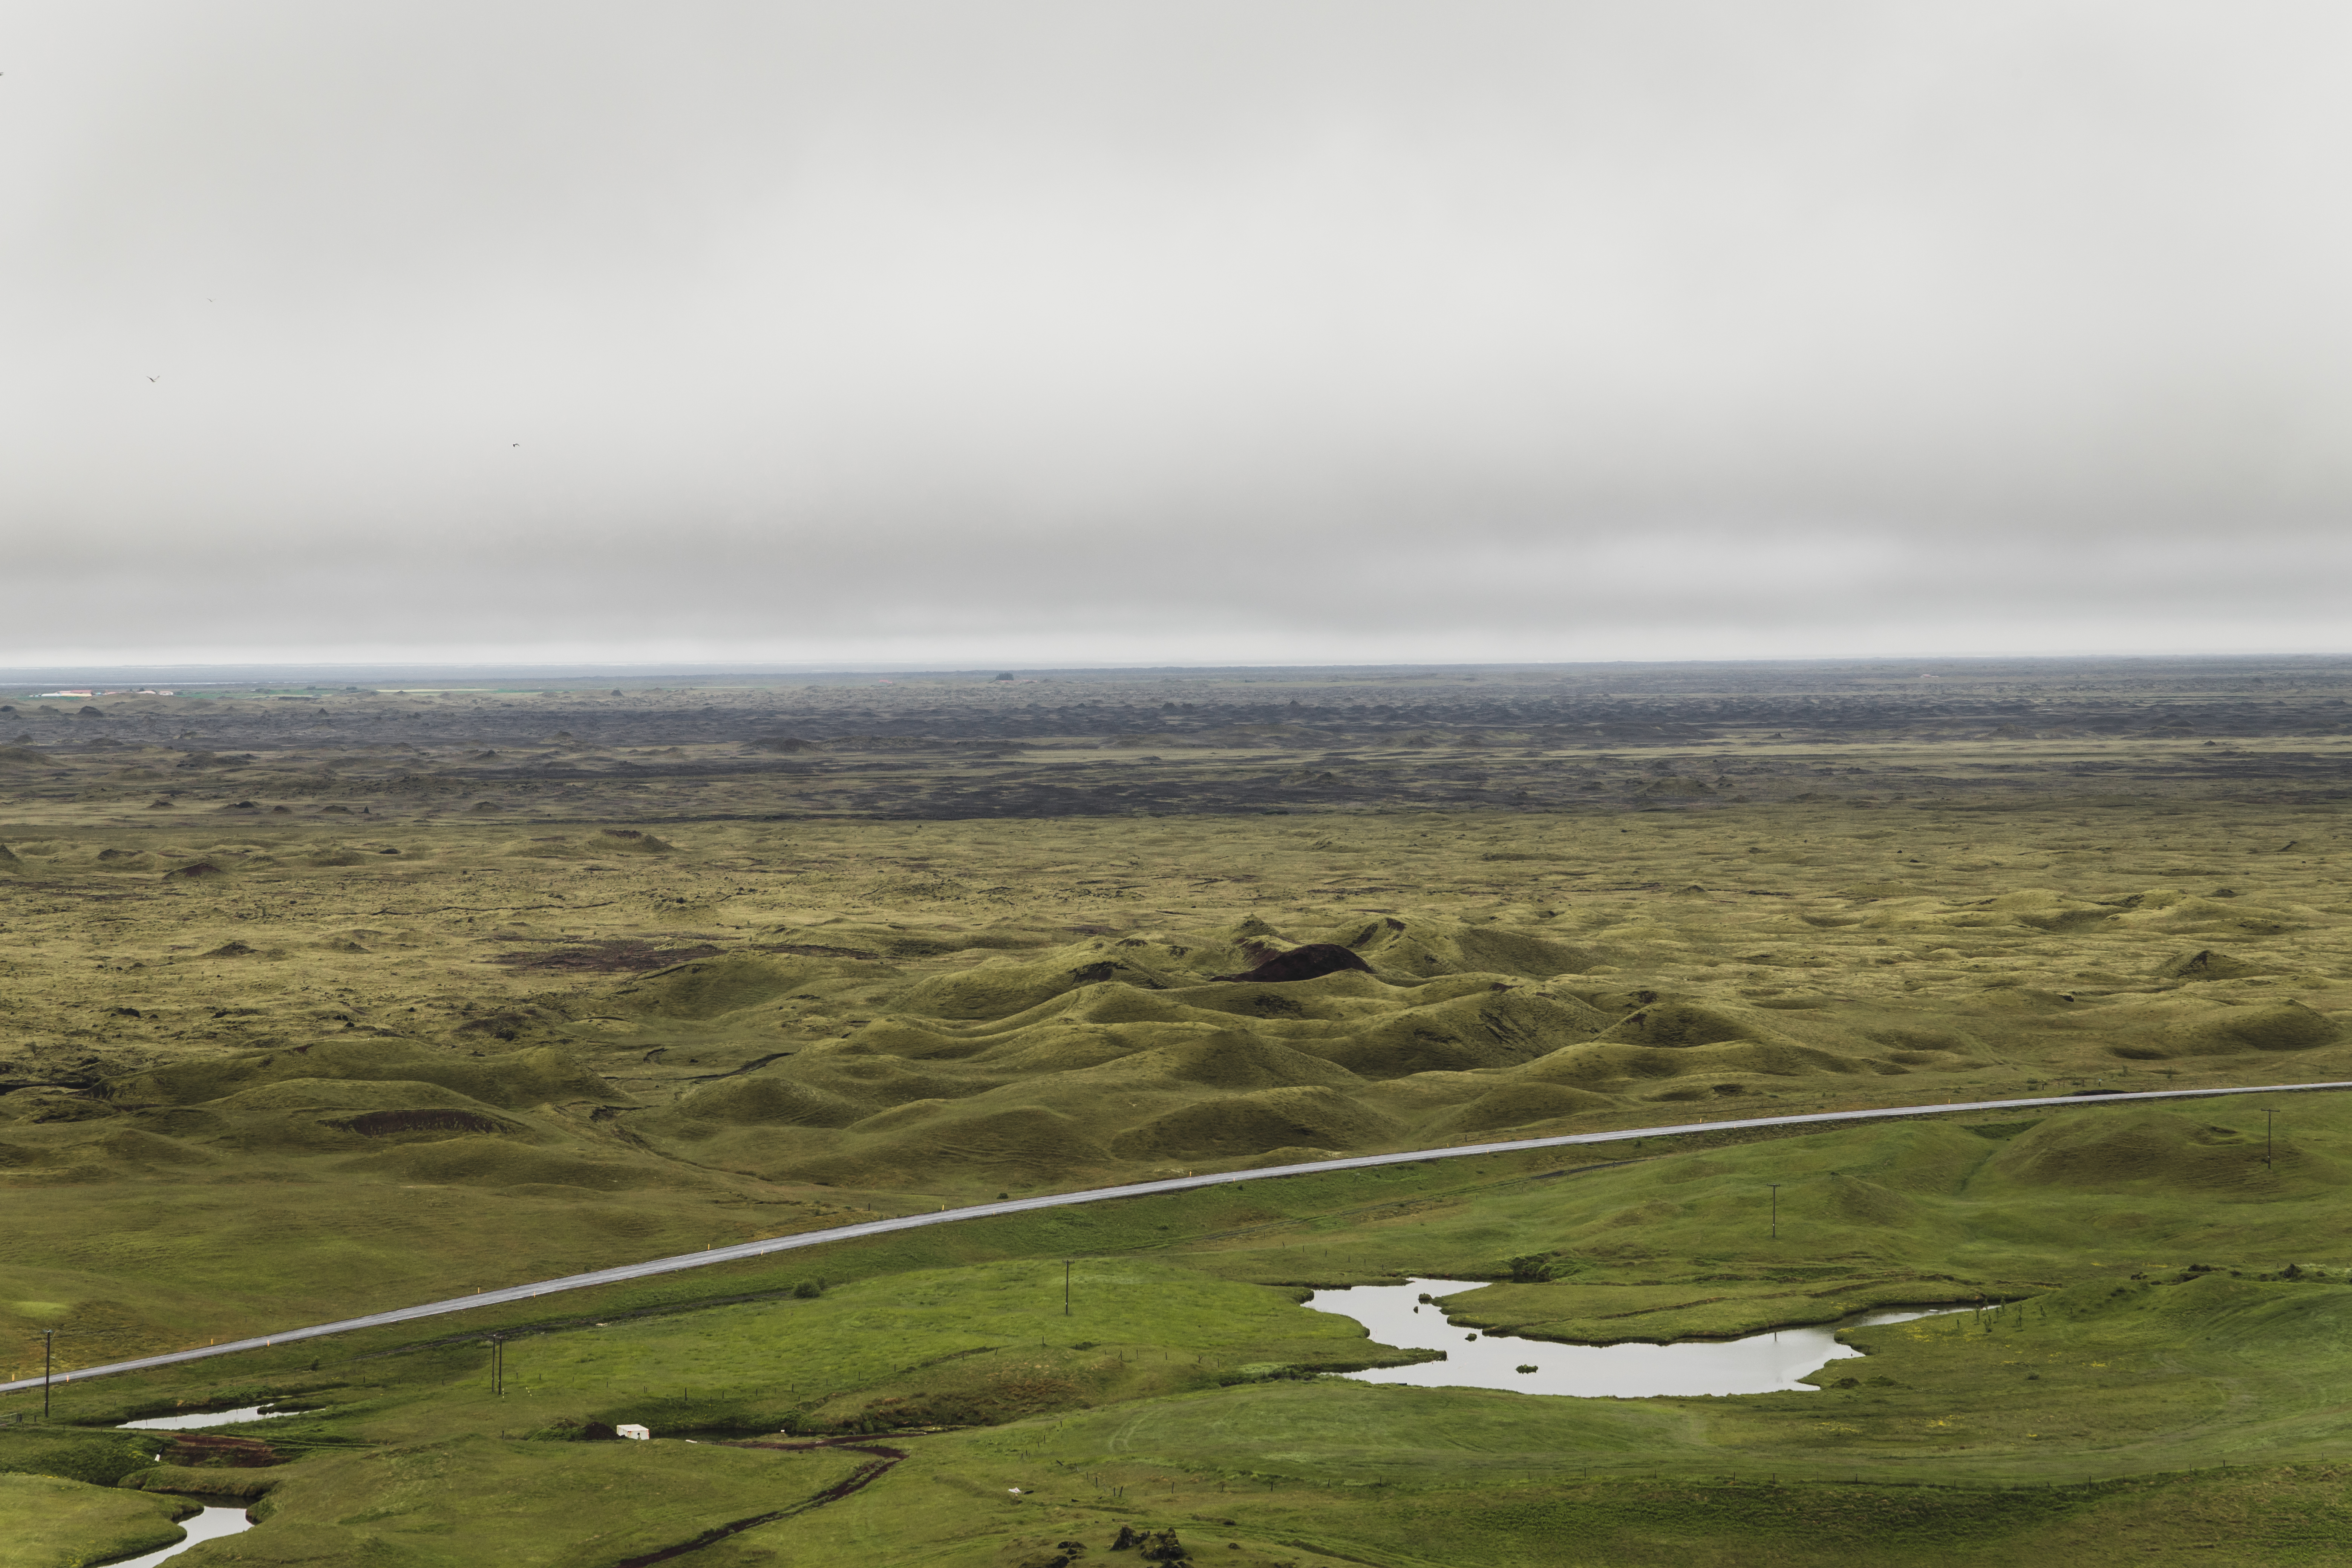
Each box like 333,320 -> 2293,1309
1211,943 -> 1372,983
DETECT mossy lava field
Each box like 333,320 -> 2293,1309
4,658 -> 2352,1566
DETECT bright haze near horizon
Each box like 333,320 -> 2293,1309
7,2 -> 2350,670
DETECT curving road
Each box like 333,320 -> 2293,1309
6,1078 -> 2346,1397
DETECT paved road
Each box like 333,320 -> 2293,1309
7,1078 -> 2346,1397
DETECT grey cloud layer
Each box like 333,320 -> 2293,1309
6,2 -> 2348,663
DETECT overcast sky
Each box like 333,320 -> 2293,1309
7,2 -> 2350,669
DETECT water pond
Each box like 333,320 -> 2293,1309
105,1502 -> 254,1566
119,1406 -> 297,1431
1304,1277 -> 1962,1398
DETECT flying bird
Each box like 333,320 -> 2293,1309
147,376 -> 159,383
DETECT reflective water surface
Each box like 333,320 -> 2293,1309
119,1406 -> 296,1431
104,1504 -> 254,1566
1305,1277 -> 1963,1398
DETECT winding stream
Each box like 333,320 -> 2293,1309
102,1503 -> 254,1566
1305,1277 -> 1964,1397
99,1411 -> 282,1563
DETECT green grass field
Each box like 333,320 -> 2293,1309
8,1092 -> 2350,1565
7,679 -> 2352,1566
0,1472 -> 193,1568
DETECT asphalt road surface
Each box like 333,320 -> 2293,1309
7,1078 -> 2346,1397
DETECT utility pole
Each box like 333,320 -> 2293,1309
2264,1109 -> 2278,1170
488,1336 -> 504,1396
1064,1260 -> 1073,1317
1767,1185 -> 1781,1242
40,1330 -> 55,1419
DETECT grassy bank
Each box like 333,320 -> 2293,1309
0,1472 -> 193,1568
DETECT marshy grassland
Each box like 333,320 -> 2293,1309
3,659 -> 2350,1564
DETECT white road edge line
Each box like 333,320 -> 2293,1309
6,1079 -> 2344,1396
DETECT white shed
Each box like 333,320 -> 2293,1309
616,1424 -> 651,1441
